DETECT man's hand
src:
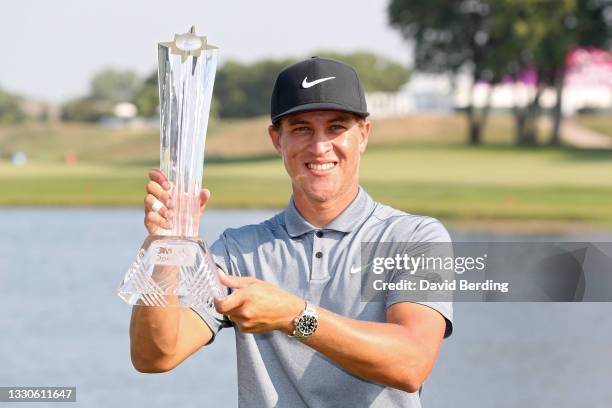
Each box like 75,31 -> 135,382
144,168 -> 211,235
214,273 -> 304,335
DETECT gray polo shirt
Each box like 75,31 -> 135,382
194,187 -> 453,408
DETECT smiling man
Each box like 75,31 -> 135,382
131,57 -> 453,408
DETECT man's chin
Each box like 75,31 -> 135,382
303,186 -> 337,203
293,177 -> 346,203
307,193 -> 331,203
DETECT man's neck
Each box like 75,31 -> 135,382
293,185 -> 359,228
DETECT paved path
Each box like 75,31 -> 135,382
558,118 -> 612,149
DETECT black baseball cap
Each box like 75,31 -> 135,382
270,57 -> 369,124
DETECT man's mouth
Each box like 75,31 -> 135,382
306,162 -> 337,171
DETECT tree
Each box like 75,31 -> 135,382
61,97 -> 114,122
62,69 -> 142,122
389,0 -> 612,146
491,0 -> 611,145
213,52 -> 409,119
313,51 -> 410,92
214,58 -> 297,118
388,0 -> 507,145
0,86 -> 25,124
90,69 -> 142,103
496,2 -> 547,146
535,0 -> 612,145
133,71 -> 159,118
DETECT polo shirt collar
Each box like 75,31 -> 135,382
283,187 -> 375,237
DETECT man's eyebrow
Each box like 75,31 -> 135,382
328,115 -> 354,123
287,118 -> 310,126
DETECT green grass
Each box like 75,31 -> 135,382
1,144 -> 611,228
1,115 -> 611,230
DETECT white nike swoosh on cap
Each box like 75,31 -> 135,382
302,76 -> 336,89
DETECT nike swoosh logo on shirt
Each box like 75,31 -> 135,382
350,265 -> 361,274
302,76 -> 336,89
350,262 -> 371,274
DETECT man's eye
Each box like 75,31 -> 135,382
293,127 -> 310,133
330,125 -> 345,132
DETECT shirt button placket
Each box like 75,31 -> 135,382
311,230 -> 326,280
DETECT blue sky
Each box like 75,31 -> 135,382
1,0 -> 412,102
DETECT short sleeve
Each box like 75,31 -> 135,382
190,234 -> 233,343
384,217 -> 454,338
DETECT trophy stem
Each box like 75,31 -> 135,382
157,30 -> 218,238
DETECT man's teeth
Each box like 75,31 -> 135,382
307,162 -> 336,171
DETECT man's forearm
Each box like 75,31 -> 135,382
129,303 -> 181,372
213,273 -> 445,392
129,267 -> 186,372
299,307 -> 440,393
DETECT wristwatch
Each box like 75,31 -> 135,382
289,301 -> 319,340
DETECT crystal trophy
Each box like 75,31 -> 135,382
117,27 -> 223,310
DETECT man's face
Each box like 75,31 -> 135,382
268,110 -> 370,203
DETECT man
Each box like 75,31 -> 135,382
131,57 -> 452,407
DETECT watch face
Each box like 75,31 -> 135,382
297,314 -> 318,336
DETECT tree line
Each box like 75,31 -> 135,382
389,0 -> 612,146
0,86 -> 26,124
61,51 -> 410,122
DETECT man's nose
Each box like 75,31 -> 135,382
309,131 -> 332,155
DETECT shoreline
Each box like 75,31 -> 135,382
1,204 -> 610,235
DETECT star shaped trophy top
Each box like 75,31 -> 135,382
160,26 -> 218,62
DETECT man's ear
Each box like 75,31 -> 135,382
268,125 -> 282,154
359,120 -> 371,154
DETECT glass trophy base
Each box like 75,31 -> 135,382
117,235 -> 223,310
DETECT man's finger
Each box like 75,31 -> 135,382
144,194 -> 168,217
217,271 -> 257,289
144,219 -> 158,235
214,291 -> 246,314
145,211 -> 172,232
146,180 -> 171,207
148,168 -> 171,191
199,188 -> 211,213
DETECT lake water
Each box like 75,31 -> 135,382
1,208 -> 611,407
